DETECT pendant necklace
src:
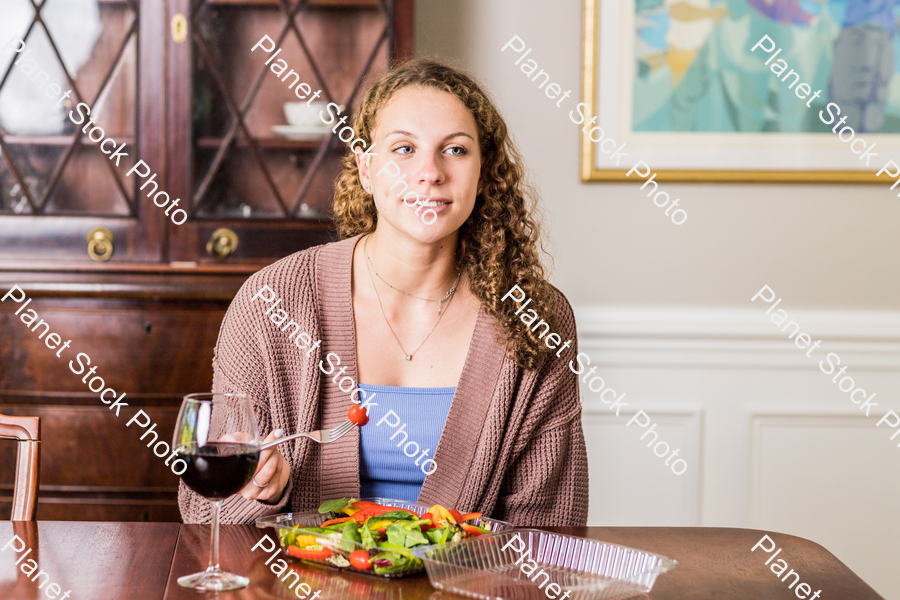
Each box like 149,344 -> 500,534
363,236 -> 462,361
365,238 -> 460,315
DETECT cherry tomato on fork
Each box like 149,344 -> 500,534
348,405 -> 369,426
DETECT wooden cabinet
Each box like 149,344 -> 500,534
0,0 -> 413,520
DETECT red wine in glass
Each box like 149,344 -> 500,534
173,392 -> 260,591
177,442 -> 259,499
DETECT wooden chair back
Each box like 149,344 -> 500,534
0,414 -> 40,520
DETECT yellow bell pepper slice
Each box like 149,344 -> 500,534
294,534 -> 318,548
367,519 -> 392,530
340,506 -> 360,516
429,504 -> 456,524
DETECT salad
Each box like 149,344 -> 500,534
278,498 -> 493,576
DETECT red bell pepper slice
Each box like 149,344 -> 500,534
420,512 -> 435,532
321,516 -> 354,527
460,523 -> 486,537
350,500 -> 384,510
459,512 -> 482,522
287,544 -> 332,560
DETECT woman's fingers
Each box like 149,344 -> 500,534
239,429 -> 285,501
255,455 -> 289,503
259,451 -> 290,503
253,429 -> 282,477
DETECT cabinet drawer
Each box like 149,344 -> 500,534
0,405 -> 183,521
0,405 -> 180,488
1,300 -> 225,394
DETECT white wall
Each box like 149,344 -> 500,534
414,0 -> 900,309
415,2 -> 900,599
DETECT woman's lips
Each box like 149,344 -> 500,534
410,197 -> 451,214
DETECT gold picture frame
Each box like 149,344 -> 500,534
580,0 -> 886,184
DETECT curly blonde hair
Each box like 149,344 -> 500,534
333,58 -> 556,370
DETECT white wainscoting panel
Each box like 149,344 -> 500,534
751,411 -> 900,600
573,306 -> 900,600
583,405 -> 703,527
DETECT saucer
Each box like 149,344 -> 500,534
271,125 -> 329,140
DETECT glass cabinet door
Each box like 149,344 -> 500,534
165,0 -> 409,265
0,0 -> 164,265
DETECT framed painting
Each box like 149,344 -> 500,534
581,0 -> 900,182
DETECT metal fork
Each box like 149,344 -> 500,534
258,419 -> 355,451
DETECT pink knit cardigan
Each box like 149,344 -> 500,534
178,234 -> 589,526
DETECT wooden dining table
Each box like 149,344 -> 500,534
0,521 -> 885,600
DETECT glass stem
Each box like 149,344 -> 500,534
207,499 -> 222,574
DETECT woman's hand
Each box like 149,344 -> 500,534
239,429 -> 290,504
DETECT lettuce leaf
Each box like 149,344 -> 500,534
385,524 -> 407,547
404,529 -> 429,547
280,530 -> 297,547
377,510 -> 418,520
376,541 -> 414,556
425,528 -> 451,545
340,521 -> 362,552
372,552 -> 419,575
317,498 -> 351,514
294,526 -> 331,535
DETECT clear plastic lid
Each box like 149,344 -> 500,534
413,527 -> 677,600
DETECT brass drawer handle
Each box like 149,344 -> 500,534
207,228 -> 238,260
86,227 -> 114,262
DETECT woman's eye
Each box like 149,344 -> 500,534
393,145 -> 413,155
446,146 -> 468,156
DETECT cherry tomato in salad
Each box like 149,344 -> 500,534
348,405 -> 369,426
349,549 -> 372,570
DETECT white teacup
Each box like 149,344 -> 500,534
284,101 -> 337,128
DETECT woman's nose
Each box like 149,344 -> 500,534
414,152 -> 445,186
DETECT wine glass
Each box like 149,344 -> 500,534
172,392 -> 260,591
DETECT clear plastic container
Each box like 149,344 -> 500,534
411,528 -> 677,600
255,498 -> 511,578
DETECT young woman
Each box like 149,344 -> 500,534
178,58 -> 588,526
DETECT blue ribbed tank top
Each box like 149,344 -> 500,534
357,383 -> 455,502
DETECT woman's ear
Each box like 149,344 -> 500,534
355,145 -> 372,191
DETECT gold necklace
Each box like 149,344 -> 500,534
363,236 -> 460,361
364,236 -> 461,315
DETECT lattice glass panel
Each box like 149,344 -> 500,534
189,0 -> 391,221
0,0 -> 137,217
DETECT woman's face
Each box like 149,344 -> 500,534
357,86 -> 482,244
